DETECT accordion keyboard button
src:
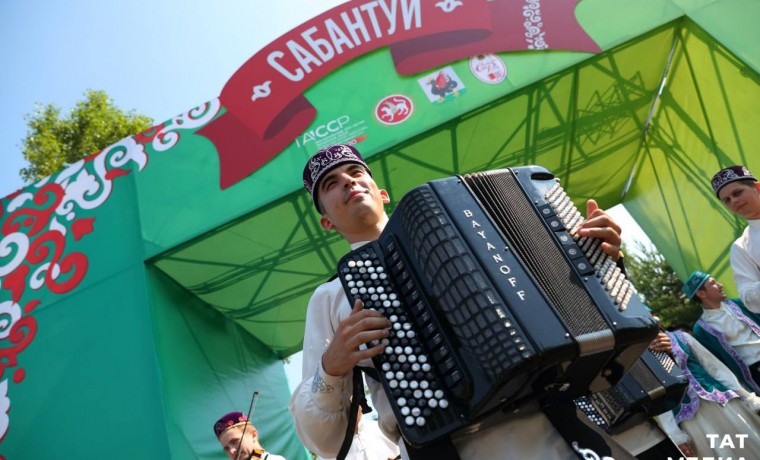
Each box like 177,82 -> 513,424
537,203 -> 556,218
573,258 -> 595,276
545,216 -> 564,231
555,231 -> 573,245
564,244 -> 583,260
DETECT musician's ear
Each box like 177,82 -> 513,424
380,189 -> 390,204
320,214 -> 335,232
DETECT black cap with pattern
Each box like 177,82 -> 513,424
302,144 -> 371,212
711,165 -> 756,197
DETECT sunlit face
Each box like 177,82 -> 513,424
697,277 -> 726,308
218,425 -> 260,460
718,181 -> 760,220
317,163 -> 389,238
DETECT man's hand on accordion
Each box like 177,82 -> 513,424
322,299 -> 392,377
648,331 -> 673,354
576,199 -> 623,261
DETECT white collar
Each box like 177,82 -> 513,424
702,303 -> 728,316
350,241 -> 371,250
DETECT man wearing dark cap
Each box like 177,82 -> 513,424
684,270 -> 760,393
289,144 -> 630,459
712,164 -> 760,313
214,411 -> 286,460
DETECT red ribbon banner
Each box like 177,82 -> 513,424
198,0 -> 600,189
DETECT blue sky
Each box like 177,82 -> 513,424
0,0 -> 345,198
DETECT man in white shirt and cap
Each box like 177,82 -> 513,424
711,164 -> 760,313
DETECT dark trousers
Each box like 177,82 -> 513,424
750,360 -> 760,387
635,438 -> 683,460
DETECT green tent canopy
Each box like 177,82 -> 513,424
2,0 -> 759,458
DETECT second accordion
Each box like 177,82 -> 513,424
337,166 -> 660,446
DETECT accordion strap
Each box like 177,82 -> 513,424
542,401 -> 636,460
340,366 -> 461,460
336,367 -> 370,460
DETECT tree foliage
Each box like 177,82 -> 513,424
20,89 -> 153,182
624,241 -> 702,329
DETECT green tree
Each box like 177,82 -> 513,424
624,241 -> 702,329
20,89 -> 153,182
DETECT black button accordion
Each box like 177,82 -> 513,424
336,166 -> 660,446
575,348 -> 687,434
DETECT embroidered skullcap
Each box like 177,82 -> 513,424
303,144 -> 372,212
682,270 -> 710,299
213,411 -> 249,439
711,165 -> 756,197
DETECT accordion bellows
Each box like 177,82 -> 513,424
337,166 -> 660,446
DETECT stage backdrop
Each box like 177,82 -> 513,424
1,0 -> 759,458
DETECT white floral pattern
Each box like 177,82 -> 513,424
152,99 -> 222,152
524,0 -> 548,50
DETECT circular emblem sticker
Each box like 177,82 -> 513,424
469,54 -> 507,84
374,94 -> 414,125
